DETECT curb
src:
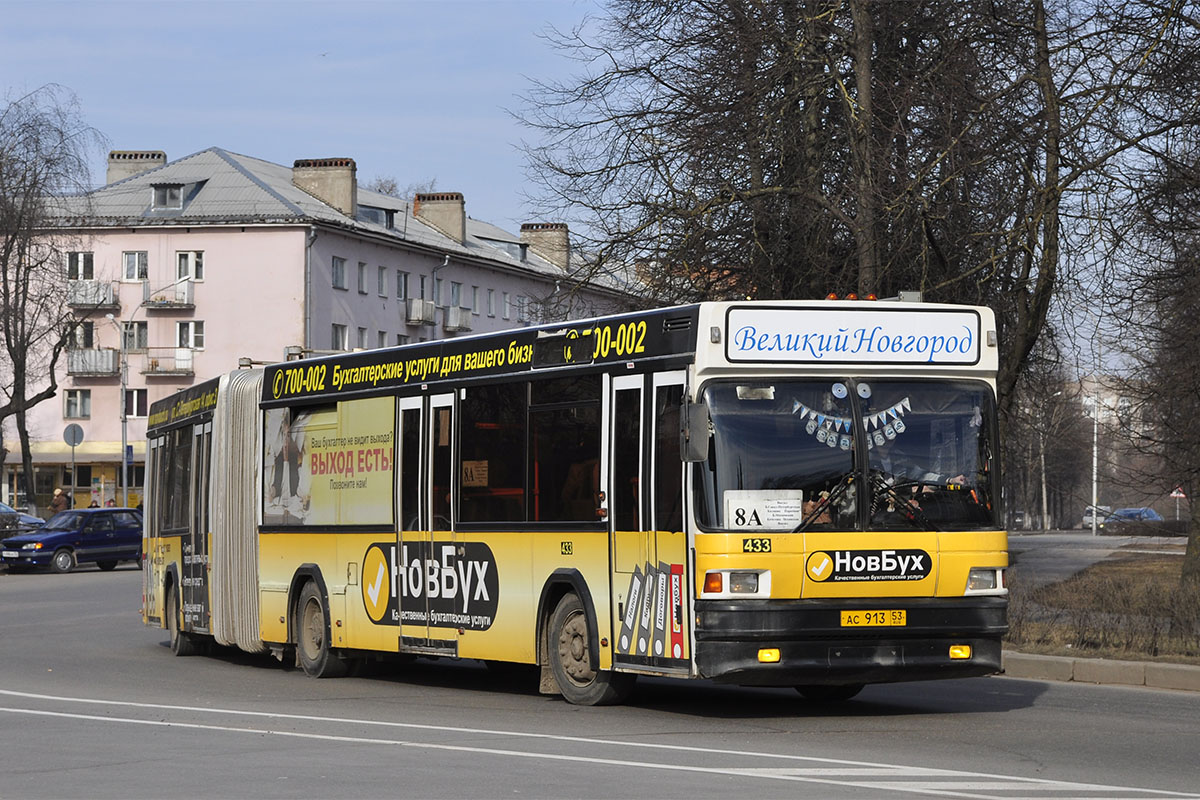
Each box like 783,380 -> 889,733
1002,651 -> 1200,692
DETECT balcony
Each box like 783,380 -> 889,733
140,347 -> 195,377
66,347 -> 119,377
406,298 -> 436,326
67,280 -> 120,311
142,278 -> 194,310
443,306 -> 473,332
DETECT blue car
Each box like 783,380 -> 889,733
1099,507 -> 1164,532
1,508 -> 143,573
0,501 -> 44,534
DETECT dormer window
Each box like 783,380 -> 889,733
153,184 -> 182,210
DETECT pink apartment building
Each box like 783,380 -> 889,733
2,148 -> 631,513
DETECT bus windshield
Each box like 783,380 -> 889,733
694,379 -> 997,532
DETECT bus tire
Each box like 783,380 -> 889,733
51,548 -> 75,573
548,592 -> 634,706
167,584 -> 199,657
295,581 -> 348,678
795,684 -> 864,703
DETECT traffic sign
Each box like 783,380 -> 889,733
63,424 -> 84,447
1171,487 -> 1186,499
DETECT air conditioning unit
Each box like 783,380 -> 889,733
406,298 -> 436,325
443,306 -> 472,332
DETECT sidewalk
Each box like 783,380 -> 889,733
1002,651 -> 1200,692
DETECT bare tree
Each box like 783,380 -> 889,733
1112,132 -> 1200,579
363,175 -> 438,199
0,85 -> 103,510
519,0 -> 1200,417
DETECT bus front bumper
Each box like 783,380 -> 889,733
694,596 -> 1007,686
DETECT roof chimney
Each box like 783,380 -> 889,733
107,151 -> 167,184
413,192 -> 466,244
293,158 -> 358,217
520,223 -> 570,270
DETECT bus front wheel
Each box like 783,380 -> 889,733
548,592 -> 634,706
295,582 -> 348,678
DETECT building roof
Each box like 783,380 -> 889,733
50,146 -> 620,290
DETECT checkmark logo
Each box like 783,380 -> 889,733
807,552 -> 833,582
366,562 -> 385,605
361,545 -> 391,623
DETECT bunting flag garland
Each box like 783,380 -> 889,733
792,396 -> 910,452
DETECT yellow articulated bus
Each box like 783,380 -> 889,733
142,299 -> 1008,705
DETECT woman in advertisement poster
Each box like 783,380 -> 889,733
266,408 -> 312,524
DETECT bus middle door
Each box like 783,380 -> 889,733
398,393 -> 457,656
183,421 -> 212,633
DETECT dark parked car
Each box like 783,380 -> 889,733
1,508 -> 142,573
0,501 -> 44,534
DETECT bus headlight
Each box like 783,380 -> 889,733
965,567 -> 1005,595
701,570 -> 770,598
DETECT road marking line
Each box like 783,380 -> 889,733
0,691 -> 1195,799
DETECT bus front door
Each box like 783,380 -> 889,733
398,394 -> 457,656
609,372 -> 690,670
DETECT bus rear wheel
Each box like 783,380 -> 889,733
795,684 -> 864,703
548,592 -> 634,706
167,584 -> 199,657
295,582 -> 348,678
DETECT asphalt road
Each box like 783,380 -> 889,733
2,566 -> 1198,799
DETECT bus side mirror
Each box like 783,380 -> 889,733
680,400 -> 709,462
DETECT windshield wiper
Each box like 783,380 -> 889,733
792,471 -> 856,533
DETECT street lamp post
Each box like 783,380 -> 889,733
1038,391 -> 1062,531
1091,389 -> 1099,536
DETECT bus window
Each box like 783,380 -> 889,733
864,380 -> 997,531
400,407 -> 420,530
530,375 -> 600,522
459,383 -> 527,523
695,381 -> 856,532
166,428 -> 193,532
653,384 -> 683,533
612,387 -> 642,531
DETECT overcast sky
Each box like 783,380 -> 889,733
1,0 -> 598,229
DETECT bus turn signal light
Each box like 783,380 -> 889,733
704,572 -> 723,593
949,645 -> 972,660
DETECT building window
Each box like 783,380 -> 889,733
122,321 -> 148,351
396,270 -> 408,300
488,289 -> 496,317
66,252 -> 93,280
396,334 -> 409,346
358,262 -> 368,294
124,388 -> 149,418
331,323 -> 347,350
332,256 -> 347,289
471,286 -> 479,314
177,321 -> 205,349
123,251 -> 148,281
176,251 -> 204,281
70,321 -> 94,349
516,295 -> 528,322
357,327 -> 368,349
502,292 -> 511,320
434,278 -> 444,306
419,275 -> 428,300
450,281 -> 462,308
378,266 -> 387,297
153,184 -> 183,209
65,389 -> 91,419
